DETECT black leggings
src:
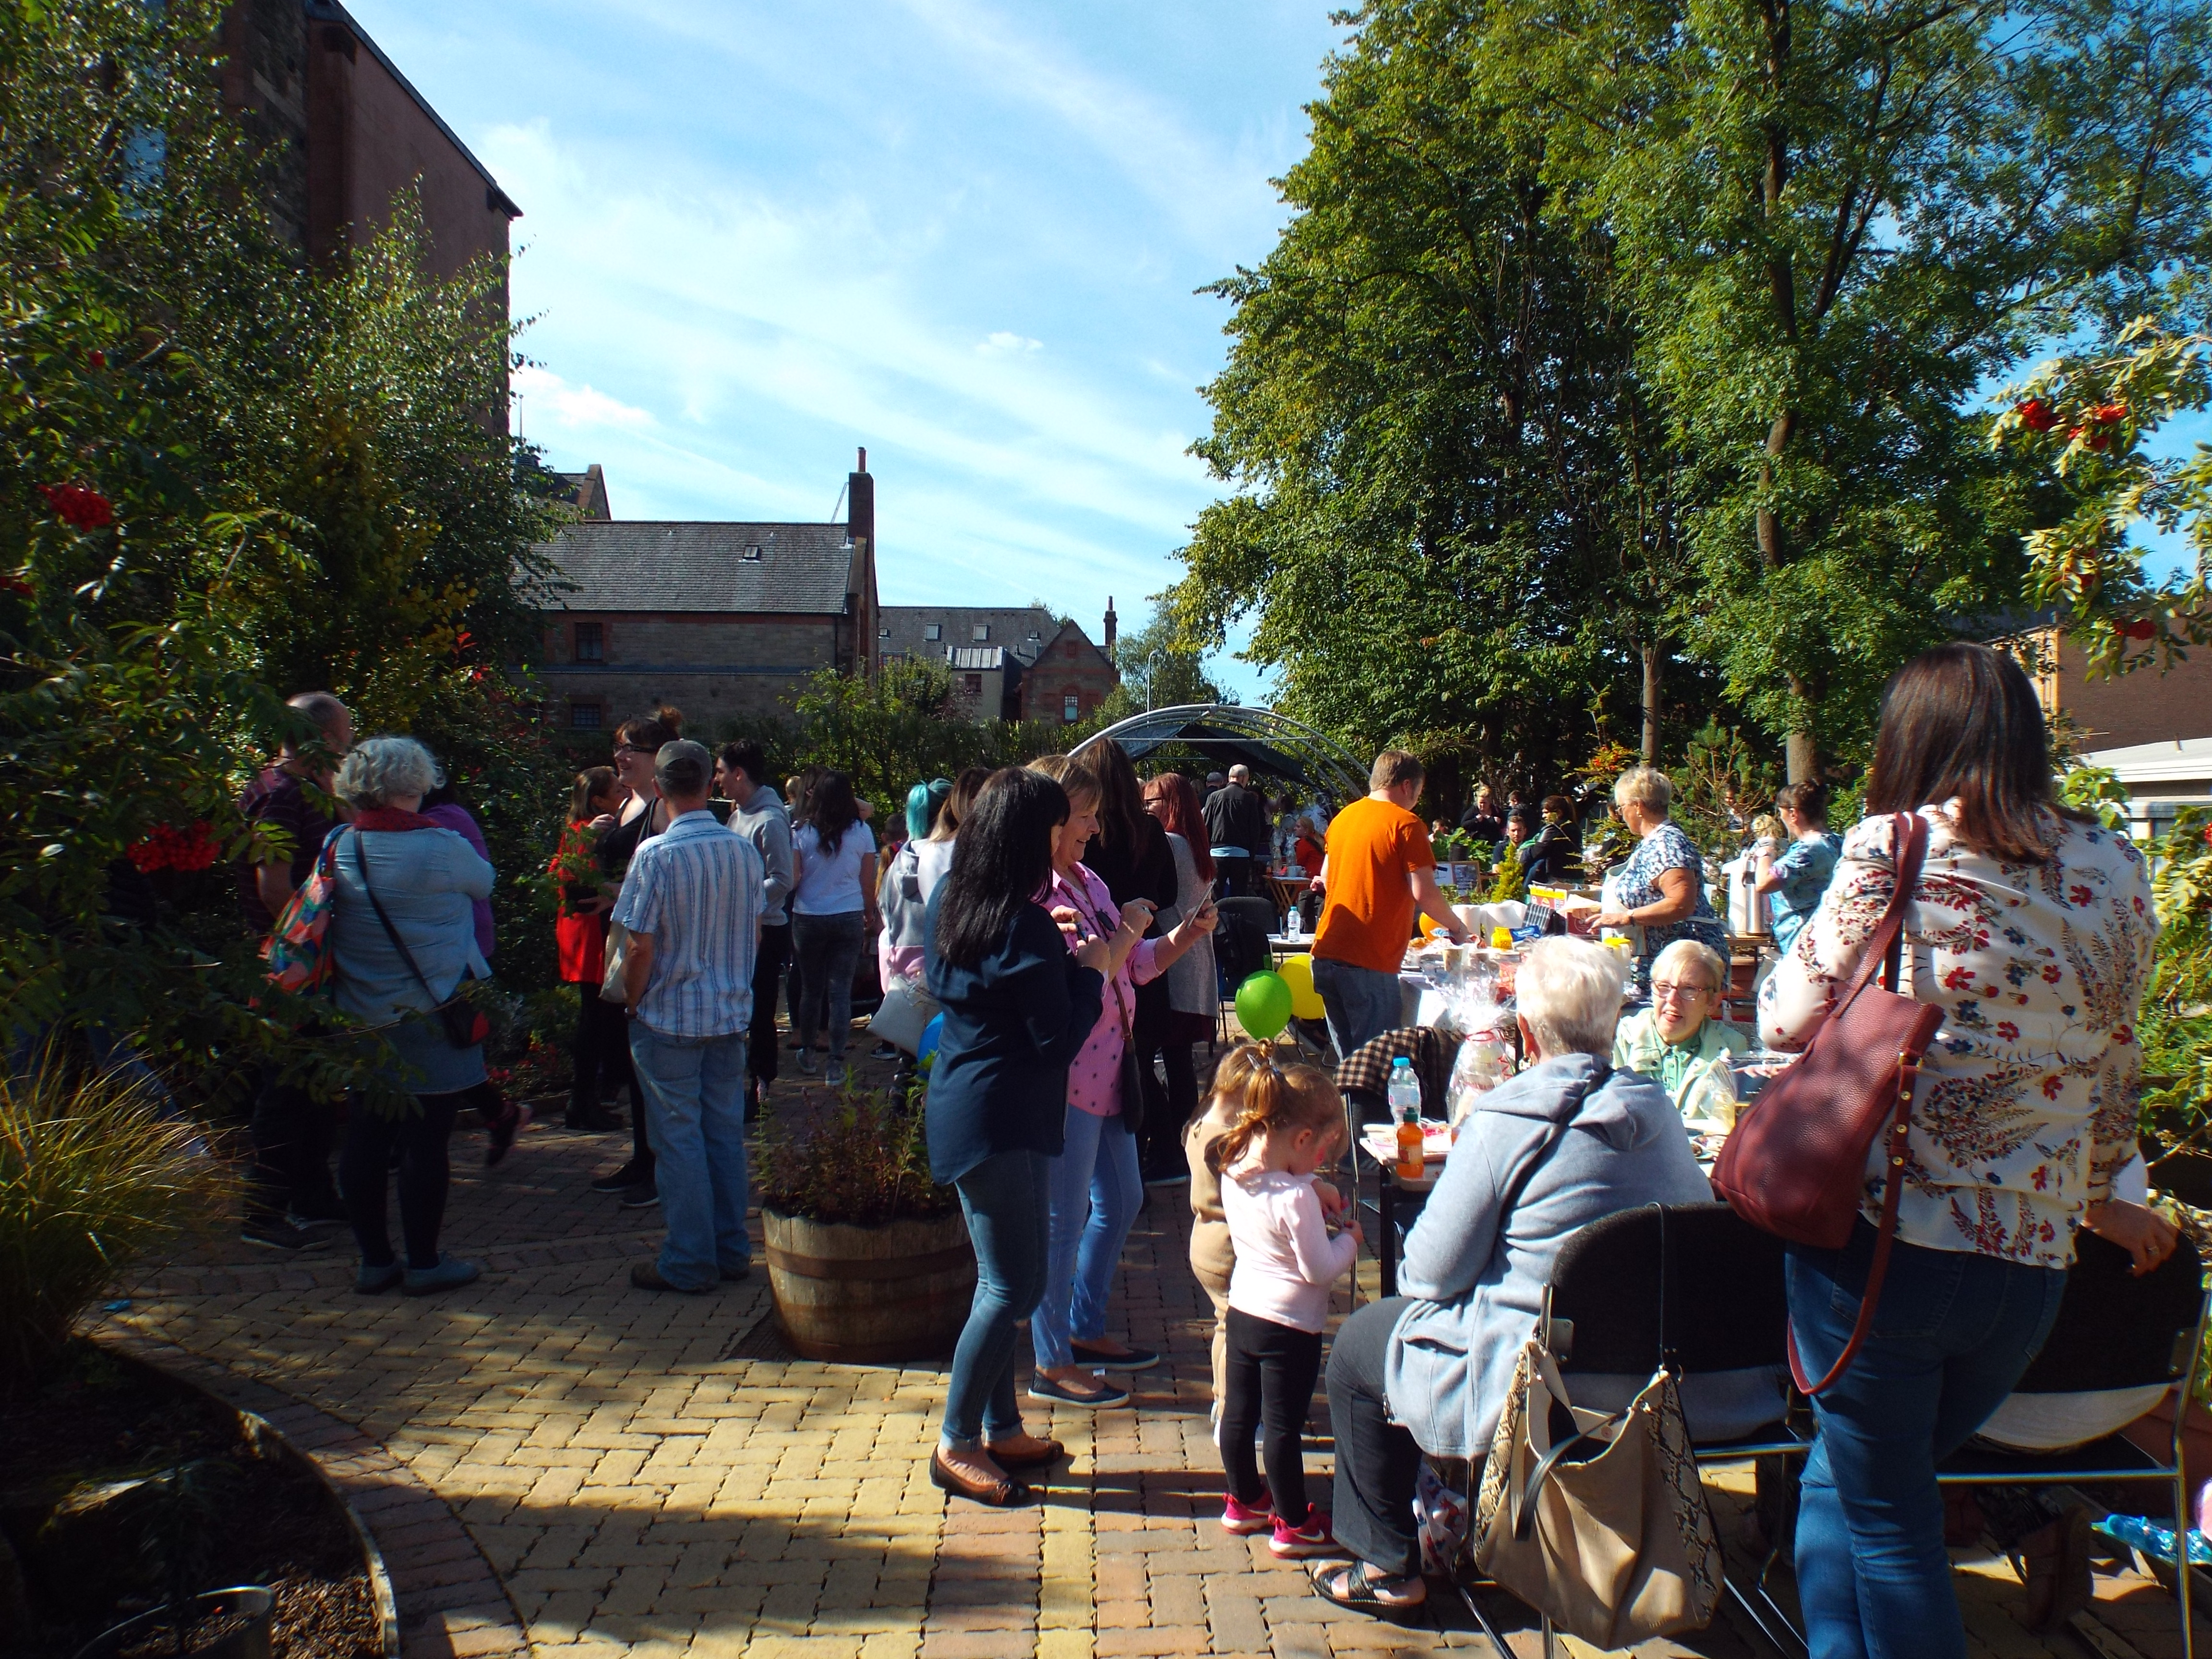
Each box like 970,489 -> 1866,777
1223,1307 -> 1326,1526
1134,1037 -> 1198,1170
340,1090 -> 464,1269
569,987 -> 633,1115
751,923 -> 790,1084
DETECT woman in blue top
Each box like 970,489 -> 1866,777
1754,779 -> 1843,958
1593,764 -> 1729,991
924,768 -> 1120,1507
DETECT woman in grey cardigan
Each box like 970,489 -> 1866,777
1311,937 -> 1779,1614
328,736 -> 495,1297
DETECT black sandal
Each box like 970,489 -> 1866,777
929,1449 -> 1032,1508
1307,1560 -> 1425,1620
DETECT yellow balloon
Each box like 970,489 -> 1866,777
1279,953 -> 1327,1021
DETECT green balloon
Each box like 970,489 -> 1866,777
1235,971 -> 1295,1042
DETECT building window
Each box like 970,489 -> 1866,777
972,624 -> 990,641
1062,693 -> 1081,724
568,701 -> 603,730
962,674 -> 984,697
924,623 -> 942,641
573,621 -> 603,662
878,626 -> 890,638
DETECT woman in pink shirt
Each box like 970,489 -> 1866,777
1025,756 -> 1218,1409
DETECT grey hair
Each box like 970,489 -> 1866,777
1515,937 -> 1626,1058
1651,938 -> 1728,995
1228,763 -> 1252,783
1613,764 -> 1675,815
335,736 -> 443,807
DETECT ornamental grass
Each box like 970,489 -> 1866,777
0,1053 -> 234,1397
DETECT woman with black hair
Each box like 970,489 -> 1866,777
1081,740 -> 1182,1181
790,769 -> 880,1086
924,769 -> 1115,1506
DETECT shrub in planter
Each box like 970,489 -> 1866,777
751,1087 -> 974,1363
0,1058 -> 233,1398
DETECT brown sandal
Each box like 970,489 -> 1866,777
929,1449 -> 1032,1508
983,1436 -> 1065,1469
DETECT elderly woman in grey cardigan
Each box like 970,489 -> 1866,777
328,736 -> 495,1298
1311,937 -> 1778,1615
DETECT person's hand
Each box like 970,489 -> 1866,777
1177,897 -> 1219,942
1074,934 -> 1111,974
1049,904 -> 1083,944
1315,1179 -> 1345,1217
1346,1219 -> 1365,1250
2085,1199 -> 2180,1276
1308,873 -> 1326,892
1117,899 -> 1155,939
864,909 -> 883,934
589,813 -> 619,832
1595,911 -> 1633,930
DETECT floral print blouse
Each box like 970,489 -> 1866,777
1047,863 -> 1163,1118
1759,804 -> 2155,1269
1614,819 -> 1728,986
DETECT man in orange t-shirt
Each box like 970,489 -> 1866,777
1310,750 -> 1467,1059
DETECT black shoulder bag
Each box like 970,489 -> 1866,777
350,830 -> 490,1050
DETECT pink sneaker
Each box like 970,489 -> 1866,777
1269,1506 -> 1341,1559
1221,1489 -> 1274,1536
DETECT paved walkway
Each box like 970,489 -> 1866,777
113,1058 -> 2211,1659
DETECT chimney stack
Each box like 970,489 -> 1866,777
1104,597 -> 1118,656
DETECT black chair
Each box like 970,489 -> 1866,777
1935,1229 -> 2210,1659
1213,898 -> 1275,998
1457,1203 -> 1811,1659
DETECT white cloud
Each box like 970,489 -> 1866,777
510,364 -> 653,433
977,331 -> 1043,355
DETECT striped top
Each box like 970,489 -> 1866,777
613,810 -> 764,1041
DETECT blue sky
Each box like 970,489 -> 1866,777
342,0 -> 1351,702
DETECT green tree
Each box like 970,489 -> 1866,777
1505,0 -> 2212,776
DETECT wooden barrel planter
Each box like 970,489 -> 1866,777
762,1209 -> 976,1363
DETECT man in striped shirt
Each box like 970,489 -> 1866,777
616,740 -> 764,1293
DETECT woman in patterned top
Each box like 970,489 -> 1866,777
1593,764 -> 1728,990
1759,642 -> 2175,1659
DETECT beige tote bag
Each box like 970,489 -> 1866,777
1473,1336 -> 1722,1648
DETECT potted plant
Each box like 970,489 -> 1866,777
751,1086 -> 974,1363
73,1460 -> 274,1659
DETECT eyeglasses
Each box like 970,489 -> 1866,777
613,744 -> 646,757
1651,981 -> 1715,1003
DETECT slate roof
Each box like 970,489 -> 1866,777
528,521 -> 856,615
879,605 -> 1058,665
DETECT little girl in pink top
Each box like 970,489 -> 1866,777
1214,1051 -> 1361,1558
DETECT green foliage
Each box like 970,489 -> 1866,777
2059,761 -> 2132,832
752,1088 -> 957,1226
0,1055 -> 233,1397
2143,808 -> 2212,1136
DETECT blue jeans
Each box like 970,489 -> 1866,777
1313,956 -> 1403,1060
1787,1222 -> 2066,1659
942,1150 -> 1051,1449
1031,1105 -> 1142,1370
627,1024 -> 751,1292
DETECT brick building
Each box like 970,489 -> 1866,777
221,0 -> 519,293
2003,624 -> 2212,750
878,601 -> 1121,724
528,457 -> 881,733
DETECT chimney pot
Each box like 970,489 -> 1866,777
857,446 -> 867,473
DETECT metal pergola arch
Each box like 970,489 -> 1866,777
1072,704 -> 1368,804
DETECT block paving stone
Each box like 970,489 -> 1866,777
106,1046 -> 2212,1659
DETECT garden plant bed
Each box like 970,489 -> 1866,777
0,1341 -> 381,1659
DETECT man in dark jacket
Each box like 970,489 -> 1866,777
1202,764 -> 1271,894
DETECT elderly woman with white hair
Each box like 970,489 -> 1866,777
1594,764 -> 1729,992
1612,938 -> 1749,1128
328,735 -> 495,1298
1310,937 -> 1779,1616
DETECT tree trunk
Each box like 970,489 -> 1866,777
1785,672 -> 1818,782
1641,641 -> 1664,761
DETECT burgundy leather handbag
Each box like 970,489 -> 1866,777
1709,810 -> 1944,1394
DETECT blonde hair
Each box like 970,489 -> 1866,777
1613,764 -> 1675,815
1750,812 -> 1788,844
1027,753 -> 1101,811
1650,938 -> 1728,997
1208,1043 -> 1345,1172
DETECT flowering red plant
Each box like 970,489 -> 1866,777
2121,617 -> 2159,641
36,483 -> 114,529
127,821 -> 220,875
2016,397 -> 2059,432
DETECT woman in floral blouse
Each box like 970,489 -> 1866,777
1025,755 -> 1217,1410
1759,642 -> 2174,1659
1594,764 -> 1729,990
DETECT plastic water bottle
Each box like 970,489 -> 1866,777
2094,1513 -> 2212,1565
1389,1058 -> 1424,1179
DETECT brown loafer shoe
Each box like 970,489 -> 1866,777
982,1435 -> 1065,1469
630,1262 -> 708,1294
929,1449 -> 1031,1508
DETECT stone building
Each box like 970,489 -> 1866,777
221,1 -> 519,293
528,457 -> 881,733
877,602 -> 1121,725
